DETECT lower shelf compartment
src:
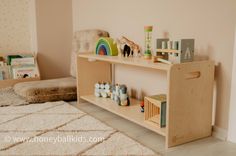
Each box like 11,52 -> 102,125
80,95 -> 166,136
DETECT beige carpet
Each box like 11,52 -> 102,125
0,101 -> 157,155
0,87 -> 28,107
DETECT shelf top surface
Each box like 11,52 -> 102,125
78,53 -> 171,71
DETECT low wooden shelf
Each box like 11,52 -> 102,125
77,53 -> 215,148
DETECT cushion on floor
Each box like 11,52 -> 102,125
14,77 -> 77,103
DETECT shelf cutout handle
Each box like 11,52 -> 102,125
185,71 -> 201,80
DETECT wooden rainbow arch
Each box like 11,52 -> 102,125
95,37 -> 118,56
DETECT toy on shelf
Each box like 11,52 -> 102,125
111,84 -> 130,106
145,94 -> 167,128
94,82 -> 112,98
95,37 -> 118,56
116,36 -> 141,57
95,82 -> 130,106
140,100 -> 144,112
139,91 -> 145,112
155,38 -> 195,64
144,26 -> 153,59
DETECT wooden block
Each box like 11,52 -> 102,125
144,94 -> 167,128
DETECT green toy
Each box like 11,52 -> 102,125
144,26 -> 153,59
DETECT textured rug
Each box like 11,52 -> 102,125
0,87 -> 28,107
0,101 -> 157,155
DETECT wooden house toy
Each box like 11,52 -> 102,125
156,38 -> 195,64
144,94 -> 167,128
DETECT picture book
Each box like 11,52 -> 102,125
11,65 -> 38,79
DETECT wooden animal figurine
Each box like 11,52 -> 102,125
110,84 -> 130,106
116,36 -> 141,57
118,85 -> 130,106
123,44 -> 131,57
94,82 -> 101,97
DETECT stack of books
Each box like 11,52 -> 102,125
0,54 -> 39,80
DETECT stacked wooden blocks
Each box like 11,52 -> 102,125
156,39 -> 195,64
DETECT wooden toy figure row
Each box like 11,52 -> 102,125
94,82 -> 130,106
95,26 -> 195,64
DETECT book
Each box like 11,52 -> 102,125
11,65 -> 39,79
0,71 -> 3,80
11,57 -> 35,65
7,54 -> 34,65
7,55 -> 22,65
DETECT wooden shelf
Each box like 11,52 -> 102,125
78,53 -> 171,71
77,54 -> 215,148
156,49 -> 179,53
81,94 -> 166,136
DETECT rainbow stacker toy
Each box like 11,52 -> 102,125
95,37 -> 118,56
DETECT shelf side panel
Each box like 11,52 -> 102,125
77,57 -> 111,102
167,61 -> 215,147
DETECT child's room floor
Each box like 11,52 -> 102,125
70,101 -> 236,156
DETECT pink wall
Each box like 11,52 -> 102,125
73,0 -> 236,130
36,0 -> 72,79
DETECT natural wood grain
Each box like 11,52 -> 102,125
166,61 -> 215,147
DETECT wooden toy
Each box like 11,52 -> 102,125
145,94 -> 167,128
119,84 -> 130,106
140,100 -> 144,112
116,36 -> 141,57
144,26 -> 153,59
123,44 -> 131,57
95,37 -> 118,56
156,38 -> 195,64
110,84 -> 130,106
94,82 -> 112,98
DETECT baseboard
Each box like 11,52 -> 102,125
212,126 -> 228,141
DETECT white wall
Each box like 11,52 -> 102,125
73,0 -> 236,130
0,0 -> 37,53
228,27 -> 236,142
